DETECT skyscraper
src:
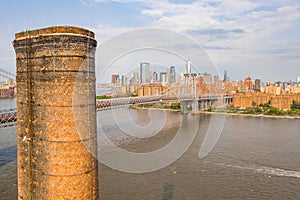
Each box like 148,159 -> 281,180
130,72 -> 139,85
152,71 -> 158,83
169,66 -> 176,84
202,73 -> 212,84
245,76 -> 253,90
224,70 -> 228,81
160,72 -> 168,84
254,79 -> 261,92
140,62 -> 150,84
185,60 -> 191,74
297,76 -> 300,83
111,73 -> 120,86
121,74 -> 127,86
213,75 -> 219,83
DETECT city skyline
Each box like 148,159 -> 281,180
104,60 -> 299,85
0,1 -> 299,82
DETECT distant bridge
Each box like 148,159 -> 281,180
0,94 -> 233,127
96,94 -> 233,110
0,68 -> 15,83
0,68 -> 16,99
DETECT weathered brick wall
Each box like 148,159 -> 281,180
252,93 -> 271,105
233,95 -> 252,108
137,83 -> 167,96
233,93 -> 295,110
292,93 -> 300,102
270,95 -> 293,110
14,26 -> 99,200
233,93 -> 270,108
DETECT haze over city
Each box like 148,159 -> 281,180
0,0 -> 299,82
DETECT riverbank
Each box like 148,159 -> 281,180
131,105 -> 300,119
198,110 -> 300,119
130,105 -> 181,113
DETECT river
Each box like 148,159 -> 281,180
0,99 -> 299,199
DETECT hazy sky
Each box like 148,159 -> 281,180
0,0 -> 299,82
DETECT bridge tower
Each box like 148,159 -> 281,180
13,26 -> 99,199
191,73 -> 198,112
181,73 -> 189,112
181,71 -> 198,112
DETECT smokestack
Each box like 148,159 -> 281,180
14,26 -> 99,199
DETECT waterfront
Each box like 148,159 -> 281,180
0,103 -> 299,199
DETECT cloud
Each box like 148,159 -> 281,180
79,0 -> 89,6
93,24 -> 129,42
92,0 -> 300,81
187,28 -> 245,36
202,45 -> 234,50
93,0 -> 160,4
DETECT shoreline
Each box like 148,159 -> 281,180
132,106 -> 300,119
197,111 -> 300,119
131,106 -> 181,113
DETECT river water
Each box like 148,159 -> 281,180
0,99 -> 299,199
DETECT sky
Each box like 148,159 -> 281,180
0,0 -> 299,82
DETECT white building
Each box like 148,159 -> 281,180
140,62 -> 150,84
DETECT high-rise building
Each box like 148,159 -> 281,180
185,60 -> 191,74
202,73 -> 212,84
130,72 -> 139,85
152,71 -> 158,83
121,74 -> 127,86
160,72 -> 168,85
244,76 -> 253,90
238,80 -> 247,93
213,75 -> 219,83
224,70 -> 228,81
111,73 -> 120,86
254,79 -> 261,92
140,62 -> 150,84
297,76 -> 300,83
179,73 -> 185,84
169,66 -> 176,84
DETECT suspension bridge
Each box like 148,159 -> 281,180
0,68 -> 16,99
0,94 -> 233,127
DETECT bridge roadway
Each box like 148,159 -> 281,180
0,94 -> 233,127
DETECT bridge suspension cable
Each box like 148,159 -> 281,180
0,68 -> 16,83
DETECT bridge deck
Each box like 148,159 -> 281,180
0,94 -> 233,126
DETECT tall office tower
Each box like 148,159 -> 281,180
160,72 -> 168,84
152,71 -> 158,83
297,76 -> 300,83
245,76 -> 253,90
202,73 -> 212,84
149,71 -> 152,83
121,74 -> 127,86
130,72 -> 139,85
224,70 -> 228,81
185,60 -> 192,74
111,73 -> 120,86
179,72 -> 185,84
254,79 -> 261,92
214,75 -> 219,83
282,82 -> 286,90
169,66 -> 176,84
140,62 -> 150,84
